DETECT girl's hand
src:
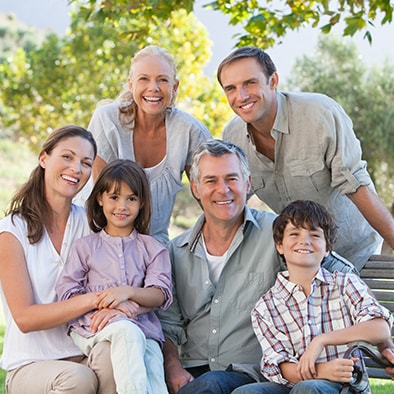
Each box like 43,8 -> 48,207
96,286 -> 131,309
115,300 -> 140,319
90,308 -> 126,332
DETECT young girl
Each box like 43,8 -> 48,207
56,159 -> 172,394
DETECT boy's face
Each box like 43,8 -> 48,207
276,222 -> 329,269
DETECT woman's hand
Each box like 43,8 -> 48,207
115,300 -> 140,319
89,308 -> 126,332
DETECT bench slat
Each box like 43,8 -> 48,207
359,254 -> 394,382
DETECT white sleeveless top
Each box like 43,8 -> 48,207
0,205 -> 90,370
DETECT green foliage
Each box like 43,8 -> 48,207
0,14 -> 46,63
286,34 -> 394,208
0,4 -> 231,151
0,138 -> 36,218
76,0 -> 394,48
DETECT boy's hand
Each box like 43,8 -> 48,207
314,358 -> 355,382
96,286 -> 130,308
298,338 -> 325,379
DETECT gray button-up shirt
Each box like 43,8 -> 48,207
223,91 -> 381,269
158,207 -> 282,372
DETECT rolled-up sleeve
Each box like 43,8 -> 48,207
321,100 -> 372,195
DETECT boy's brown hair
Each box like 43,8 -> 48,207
273,200 -> 338,251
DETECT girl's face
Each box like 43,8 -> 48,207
39,136 -> 94,202
97,181 -> 142,237
128,54 -> 179,116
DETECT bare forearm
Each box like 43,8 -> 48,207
128,286 -> 165,308
15,292 -> 97,333
316,319 -> 390,347
347,185 -> 394,250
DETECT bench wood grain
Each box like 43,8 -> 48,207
359,254 -> 394,380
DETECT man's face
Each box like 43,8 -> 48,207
219,57 -> 278,125
191,153 -> 250,226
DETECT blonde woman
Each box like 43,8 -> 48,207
81,45 -> 212,245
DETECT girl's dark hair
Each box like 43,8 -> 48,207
87,159 -> 151,234
272,200 -> 338,251
7,125 -> 97,244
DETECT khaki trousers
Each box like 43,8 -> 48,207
6,341 -> 116,394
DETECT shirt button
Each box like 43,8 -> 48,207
118,254 -> 123,258
210,358 -> 215,362
205,281 -> 209,285
214,299 -> 219,304
212,329 -> 217,334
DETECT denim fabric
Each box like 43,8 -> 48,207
232,380 -> 344,394
232,382 -> 290,394
178,370 -> 255,394
290,380 -> 343,393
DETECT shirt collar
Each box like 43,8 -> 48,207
275,267 -> 335,301
184,205 -> 260,253
272,91 -> 290,135
99,228 -> 137,242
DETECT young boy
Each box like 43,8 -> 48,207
233,200 -> 393,394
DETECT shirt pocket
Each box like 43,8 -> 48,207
289,159 -> 331,194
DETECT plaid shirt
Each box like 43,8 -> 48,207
252,267 -> 393,386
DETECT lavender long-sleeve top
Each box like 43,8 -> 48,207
56,229 -> 172,344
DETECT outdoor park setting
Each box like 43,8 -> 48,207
1,0 -> 394,392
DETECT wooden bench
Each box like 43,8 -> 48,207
359,254 -> 394,380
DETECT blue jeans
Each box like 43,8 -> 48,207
232,382 -> 290,394
178,370 -> 256,394
232,380 -> 343,394
290,380 -> 343,393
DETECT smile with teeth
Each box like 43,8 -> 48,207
144,96 -> 162,102
216,200 -> 232,205
239,102 -> 254,110
114,213 -> 128,218
62,175 -> 79,184
295,249 -> 313,254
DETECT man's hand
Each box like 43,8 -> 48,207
378,339 -> 394,379
165,363 -> 194,394
163,338 -> 194,393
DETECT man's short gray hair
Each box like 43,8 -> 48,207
190,140 -> 251,183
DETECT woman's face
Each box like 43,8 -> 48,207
39,136 -> 95,201
128,54 -> 179,116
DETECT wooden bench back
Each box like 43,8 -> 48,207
359,254 -> 394,379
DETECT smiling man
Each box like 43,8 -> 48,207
217,47 -> 394,270
157,139 -> 282,393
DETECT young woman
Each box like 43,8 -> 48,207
57,159 -> 172,394
0,125 -> 116,394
